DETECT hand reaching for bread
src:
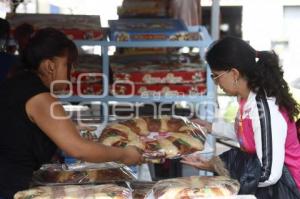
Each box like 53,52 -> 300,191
121,146 -> 144,165
181,155 -> 214,172
181,154 -> 230,177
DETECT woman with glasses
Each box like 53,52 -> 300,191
182,37 -> 300,198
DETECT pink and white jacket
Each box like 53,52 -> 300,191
212,91 -> 300,189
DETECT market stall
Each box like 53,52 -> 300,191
1,1 -> 260,199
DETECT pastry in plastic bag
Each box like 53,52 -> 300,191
99,116 -> 206,161
32,162 -> 136,185
151,176 -> 240,199
14,184 -> 131,199
130,181 -> 156,199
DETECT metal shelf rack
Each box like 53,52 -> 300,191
61,25 -> 217,178
61,26 -> 216,118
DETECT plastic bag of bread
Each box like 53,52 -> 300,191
78,125 -> 98,141
129,181 -> 156,199
14,184 -> 131,199
148,176 -> 240,199
32,162 -> 136,185
98,116 -> 207,162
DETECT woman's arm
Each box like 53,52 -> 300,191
252,97 -> 287,187
26,93 -> 142,165
181,155 -> 215,172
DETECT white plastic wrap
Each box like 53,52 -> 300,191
32,162 -> 137,185
14,184 -> 131,199
98,116 -> 208,163
148,176 -> 240,199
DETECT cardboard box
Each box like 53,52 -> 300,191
71,72 -> 103,84
71,83 -> 103,95
114,69 -> 206,84
112,83 -> 207,96
118,0 -> 169,17
71,54 -> 102,83
109,18 -> 194,41
7,13 -> 106,40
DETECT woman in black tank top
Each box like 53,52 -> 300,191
0,28 -> 142,199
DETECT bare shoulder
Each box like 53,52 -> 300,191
25,92 -> 62,122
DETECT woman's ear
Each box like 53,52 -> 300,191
231,68 -> 240,81
40,59 -> 55,75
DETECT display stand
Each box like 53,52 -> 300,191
61,25 -> 217,179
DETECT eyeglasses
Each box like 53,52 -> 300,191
210,70 -> 230,81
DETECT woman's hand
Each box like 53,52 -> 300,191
181,155 -> 214,172
191,118 -> 213,133
120,146 -> 143,165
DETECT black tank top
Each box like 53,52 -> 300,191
0,71 -> 57,199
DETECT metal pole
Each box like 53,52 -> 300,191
36,0 -> 39,13
211,0 -> 220,40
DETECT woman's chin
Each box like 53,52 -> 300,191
220,88 -> 236,96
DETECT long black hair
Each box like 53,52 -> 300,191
23,27 -> 78,72
206,36 -> 299,121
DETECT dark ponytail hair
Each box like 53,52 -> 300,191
206,36 -> 300,121
23,27 -> 78,71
